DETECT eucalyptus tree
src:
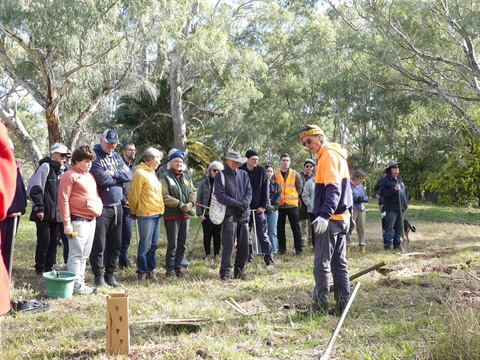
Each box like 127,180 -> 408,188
326,0 -> 480,136
0,0 -> 156,160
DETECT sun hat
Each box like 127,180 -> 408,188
385,160 -> 402,172
221,151 -> 247,164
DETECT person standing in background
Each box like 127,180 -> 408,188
275,153 -> 304,255
264,165 -> 281,254
299,159 -> 315,248
89,129 -> 132,287
58,146 -> 103,295
119,142 -> 136,269
27,143 -> 69,276
196,161 -> 224,260
346,170 -> 368,254
129,147 -> 164,282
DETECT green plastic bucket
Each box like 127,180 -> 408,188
43,271 -> 76,299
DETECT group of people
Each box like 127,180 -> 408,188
0,123 -> 409,319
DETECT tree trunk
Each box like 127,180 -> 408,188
169,59 -> 188,156
0,102 -> 43,167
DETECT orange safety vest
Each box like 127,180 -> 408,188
275,169 -> 299,206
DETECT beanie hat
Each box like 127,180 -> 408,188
245,149 -> 259,159
300,125 -> 324,140
169,150 -> 184,161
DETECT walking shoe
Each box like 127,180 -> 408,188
359,247 -> 366,254
165,270 -> 175,278
233,268 -> 246,280
175,270 -> 184,278
147,270 -> 157,282
393,243 -> 402,250
384,245 -> 392,251
295,250 -> 302,256
94,275 -> 106,286
104,273 -> 122,287
328,301 -> 348,316
346,245 -> 351,254
74,285 -> 98,295
278,249 -> 286,255
220,274 -> 230,281
297,303 -> 329,317
137,273 -> 147,282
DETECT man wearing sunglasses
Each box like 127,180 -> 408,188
379,161 -> 408,251
299,125 -> 353,316
27,143 -> 69,276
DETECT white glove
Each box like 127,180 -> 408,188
312,217 -> 329,236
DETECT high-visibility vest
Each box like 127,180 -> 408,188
275,169 -> 299,206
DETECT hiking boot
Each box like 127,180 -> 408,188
104,273 -> 122,287
74,285 -> 98,295
384,245 -> 392,251
359,247 -> 366,254
94,275 -> 106,286
297,303 -> 329,316
393,243 -> 402,250
328,301 -> 348,316
137,273 -> 147,282
147,270 -> 157,282
234,268 -> 246,280
346,245 -> 351,254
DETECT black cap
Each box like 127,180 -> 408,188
245,149 -> 259,159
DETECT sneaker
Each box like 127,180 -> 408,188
265,263 -> 274,270
94,275 -> 106,286
384,245 -> 392,251
233,269 -> 246,280
220,274 -> 230,281
74,285 -> 98,295
393,244 -> 402,250
137,273 -> 147,282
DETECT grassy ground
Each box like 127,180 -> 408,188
1,202 -> 480,359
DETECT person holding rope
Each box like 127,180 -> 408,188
196,161 -> 224,260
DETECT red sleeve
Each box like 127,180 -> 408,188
0,123 -> 16,316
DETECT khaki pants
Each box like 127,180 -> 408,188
300,218 -> 311,246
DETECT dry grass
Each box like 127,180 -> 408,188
2,203 -> 480,359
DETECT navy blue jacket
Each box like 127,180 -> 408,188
91,144 -> 132,207
214,165 -> 252,221
379,174 -> 408,212
238,163 -> 269,210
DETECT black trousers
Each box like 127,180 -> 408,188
277,207 -> 302,253
90,205 -> 123,276
34,220 -> 59,273
202,216 -> 222,256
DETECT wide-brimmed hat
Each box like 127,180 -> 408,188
221,151 -> 247,164
385,160 -> 402,171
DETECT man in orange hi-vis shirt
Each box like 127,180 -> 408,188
298,125 -> 353,317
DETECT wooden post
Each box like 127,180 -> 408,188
106,291 -> 130,356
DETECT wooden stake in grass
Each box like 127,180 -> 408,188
320,282 -> 361,360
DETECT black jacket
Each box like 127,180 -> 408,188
27,157 -> 64,222
379,174 -> 408,212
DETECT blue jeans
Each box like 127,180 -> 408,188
136,215 -> 161,274
383,210 -> 402,247
265,210 -> 278,254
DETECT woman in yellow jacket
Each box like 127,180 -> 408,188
128,147 -> 165,282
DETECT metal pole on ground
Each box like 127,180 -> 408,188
8,216 -> 19,279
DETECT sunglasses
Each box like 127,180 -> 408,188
60,153 -> 69,158
305,164 -> 313,168
302,138 -> 313,146
212,169 -> 220,172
